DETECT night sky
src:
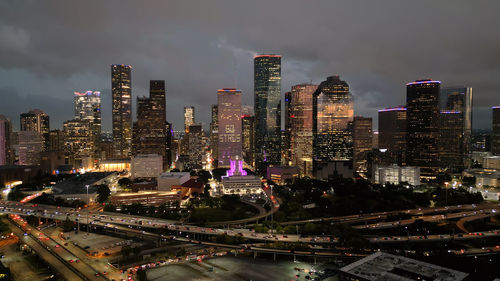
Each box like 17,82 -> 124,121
1,1 -> 499,132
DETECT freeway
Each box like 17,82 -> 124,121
9,214 -> 111,281
4,218 -> 85,281
1,200 -> 500,246
281,203 -> 499,225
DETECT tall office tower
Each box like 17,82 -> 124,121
111,64 -> 132,159
166,122 -> 173,168
217,88 -> 242,167
132,80 -> 168,168
372,130 -> 379,149
17,131 -> 43,166
493,106 -> 500,155
353,116 -> 373,173
290,83 -> 317,177
378,107 -> 407,165
20,109 -> 50,151
74,91 -> 101,159
313,76 -> 354,175
210,104 -> 219,165
63,120 -> 91,167
406,79 -> 440,179
439,111 -> 463,172
187,124 -> 203,169
439,87 -> 473,170
100,133 -> 114,160
254,54 -> 281,172
49,129 -> 64,152
242,115 -> 255,167
281,91 -> 292,166
0,115 -> 14,165
184,106 -> 195,132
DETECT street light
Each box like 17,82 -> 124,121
85,184 -> 89,235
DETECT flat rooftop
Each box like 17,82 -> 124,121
340,252 -> 468,281
158,172 -> 190,179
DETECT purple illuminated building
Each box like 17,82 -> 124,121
217,88 -> 242,167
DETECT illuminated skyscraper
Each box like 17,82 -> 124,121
242,115 -> 255,166
111,64 -> 132,159
49,129 -> 64,152
210,104 -> 218,165
493,106 -> 500,155
254,54 -> 281,172
184,106 -> 195,132
406,79 -> 440,178
353,116 -> 373,173
290,83 -> 317,177
313,76 -> 354,176
187,124 -> 203,169
63,119 -> 91,167
378,107 -> 407,165
74,91 -> 101,158
0,115 -> 14,165
281,91 -> 292,166
439,86 -> 473,170
217,88 -> 242,167
20,109 -> 50,151
132,80 -> 168,168
17,131 -> 43,166
439,111 -> 463,171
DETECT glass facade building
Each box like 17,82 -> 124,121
313,76 -> 354,172
493,106 -> 500,155
378,107 -> 407,165
184,106 -> 195,132
20,109 -> 50,152
111,64 -> 132,159
74,91 -> 101,159
254,54 -> 281,171
353,116 -> 373,173
406,80 -> 440,178
290,83 -> 317,177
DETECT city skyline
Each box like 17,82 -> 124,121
1,1 -> 500,132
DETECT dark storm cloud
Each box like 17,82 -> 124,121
0,0 -> 499,131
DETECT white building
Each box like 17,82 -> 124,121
222,175 -> 262,195
157,172 -> 190,191
131,154 -> 163,179
483,156 -> 500,170
373,164 -> 420,186
463,168 -> 500,188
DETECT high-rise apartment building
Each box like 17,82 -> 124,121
439,86 -> 473,171
493,106 -> 500,155
290,83 -> 317,177
0,115 -> 14,165
111,64 -> 132,158
406,80 -> 440,178
217,88 -> 242,167
313,76 -> 354,175
242,115 -> 255,167
353,116 -> 373,173
74,91 -> 101,158
132,80 -> 168,169
254,54 -> 281,172
378,107 -> 407,165
20,109 -> 50,151
184,106 -> 195,132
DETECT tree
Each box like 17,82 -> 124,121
118,178 -> 132,188
96,184 -> 111,203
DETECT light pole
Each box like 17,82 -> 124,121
270,185 -> 273,235
85,184 -> 89,235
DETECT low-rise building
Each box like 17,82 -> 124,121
483,156 -> 500,170
110,191 -> 181,207
463,168 -> 500,188
131,154 -> 163,179
339,251 -> 469,281
373,164 -> 420,186
266,166 -> 300,184
157,172 -> 190,191
98,159 -> 130,172
222,175 -> 262,195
